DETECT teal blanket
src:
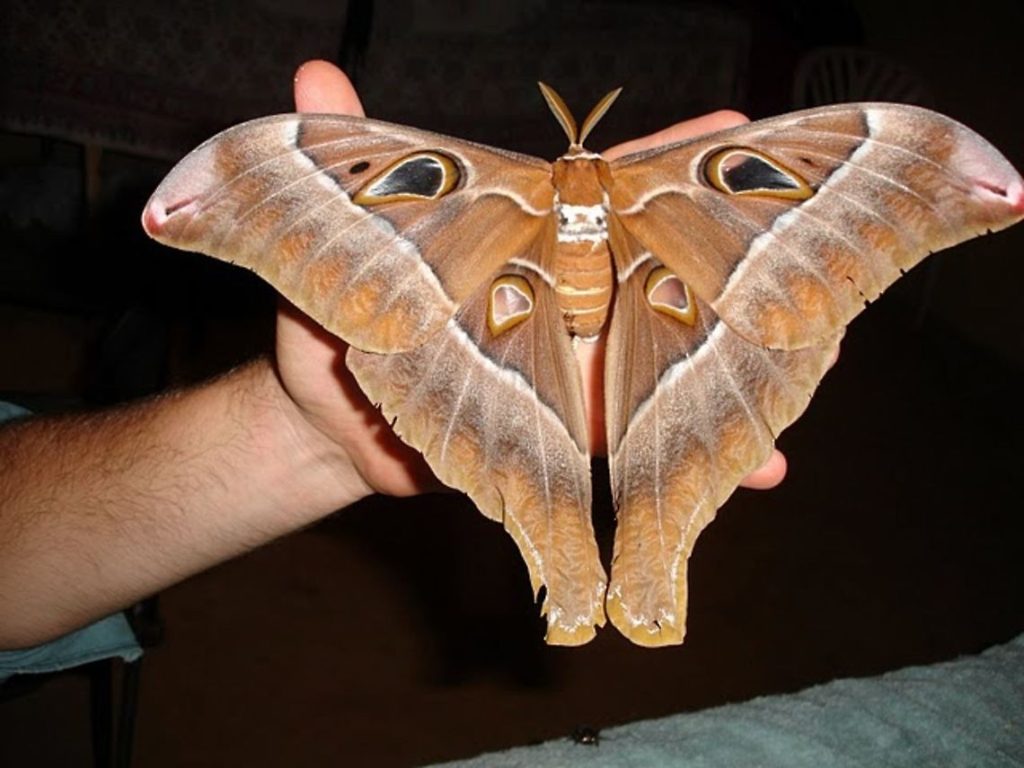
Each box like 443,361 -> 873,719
436,633 -> 1024,768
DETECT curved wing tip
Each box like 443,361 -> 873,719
543,602 -> 607,646
545,624 -> 599,646
606,599 -> 687,647
985,174 -> 1024,217
973,176 -> 1024,217
141,195 -> 199,239
140,201 -> 164,237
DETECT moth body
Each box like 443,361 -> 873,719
551,154 -> 615,338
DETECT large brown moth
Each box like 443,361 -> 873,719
142,84 -> 1023,647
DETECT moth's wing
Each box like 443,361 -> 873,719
142,113 -> 554,353
605,102 -> 1021,644
604,219 -> 840,646
610,103 -> 1023,351
347,221 -> 606,645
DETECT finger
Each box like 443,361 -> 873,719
276,296 -> 348,356
739,449 -> 787,490
603,109 -> 749,160
828,343 -> 842,371
293,59 -> 365,116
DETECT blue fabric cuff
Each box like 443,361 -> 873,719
0,400 -> 31,421
0,614 -> 142,682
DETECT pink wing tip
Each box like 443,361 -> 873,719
141,141 -> 218,239
971,175 -> 1024,217
951,132 -> 1024,217
141,201 -> 166,236
1006,176 -> 1024,214
141,196 -> 200,238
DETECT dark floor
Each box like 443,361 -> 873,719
2,276 -> 1022,766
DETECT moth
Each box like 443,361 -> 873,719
142,84 -> 1023,647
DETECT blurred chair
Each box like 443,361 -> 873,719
792,46 -> 934,108
0,608 -> 158,768
792,46 -> 941,327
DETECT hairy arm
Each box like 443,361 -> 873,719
0,361 -> 372,647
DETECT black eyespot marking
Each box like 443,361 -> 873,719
723,155 -> 799,191
349,161 -> 370,174
372,156 -> 444,196
354,152 -> 460,205
705,147 -> 812,200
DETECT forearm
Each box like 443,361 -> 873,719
0,358 -> 370,648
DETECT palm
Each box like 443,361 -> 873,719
274,299 -> 438,496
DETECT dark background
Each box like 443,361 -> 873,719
1,0 -> 1022,765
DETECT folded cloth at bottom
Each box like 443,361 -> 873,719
433,632 -> 1024,768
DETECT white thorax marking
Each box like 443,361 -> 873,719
555,190 -> 609,244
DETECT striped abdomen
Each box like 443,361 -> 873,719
555,235 -> 613,338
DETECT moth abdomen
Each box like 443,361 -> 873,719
554,239 -> 614,338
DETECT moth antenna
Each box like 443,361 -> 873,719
579,86 -> 623,148
538,82 -> 579,147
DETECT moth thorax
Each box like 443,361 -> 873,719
552,156 -> 610,244
556,201 -> 608,244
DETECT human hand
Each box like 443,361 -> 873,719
272,61 -> 444,499
278,61 -> 790,495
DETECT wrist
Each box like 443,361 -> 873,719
246,357 -> 376,516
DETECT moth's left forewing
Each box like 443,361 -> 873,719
143,114 -> 554,353
609,104 -> 1023,351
